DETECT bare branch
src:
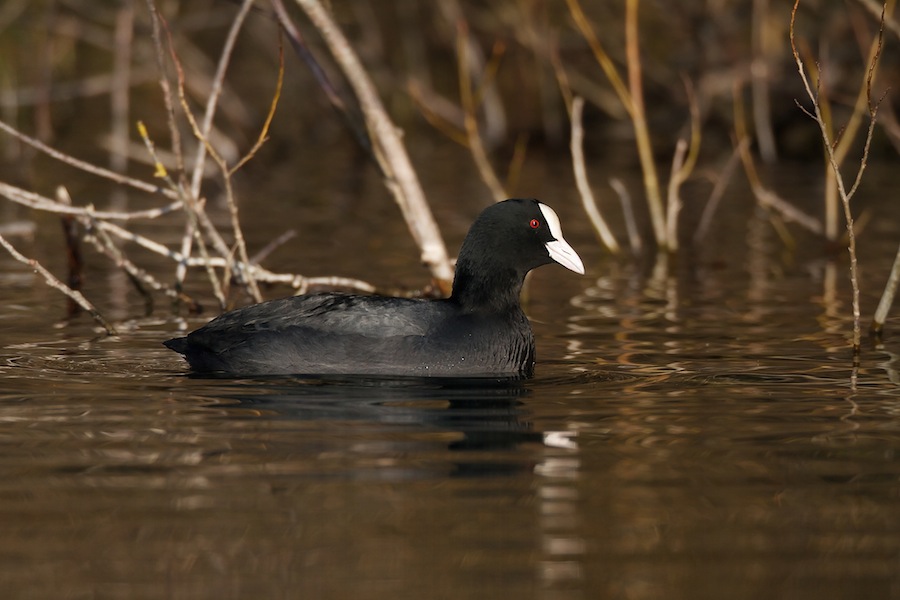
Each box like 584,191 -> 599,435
609,178 -> 642,255
293,0 -> 454,291
0,180 -> 182,220
456,19 -> 506,203
0,233 -> 117,335
0,119 -> 177,199
570,96 -> 620,253
790,0 -> 875,353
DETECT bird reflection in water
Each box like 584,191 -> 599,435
192,375 -> 576,479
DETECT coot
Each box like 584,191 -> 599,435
164,198 -> 584,377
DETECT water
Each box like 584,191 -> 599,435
1,159 -> 900,599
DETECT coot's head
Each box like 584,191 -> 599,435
451,198 -> 584,310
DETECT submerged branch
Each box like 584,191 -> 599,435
0,233 -> 117,335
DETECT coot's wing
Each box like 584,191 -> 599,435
167,293 -> 442,374
201,293 -> 432,338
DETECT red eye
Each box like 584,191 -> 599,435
529,219 -> 540,229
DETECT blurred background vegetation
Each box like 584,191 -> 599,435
1,0 -> 896,175
0,0 -> 898,313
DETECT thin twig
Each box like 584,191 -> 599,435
694,140 -> 744,244
821,0 -> 891,240
136,116 -> 227,303
135,117 -> 229,292
143,0 -> 185,175
251,229 -> 297,265
271,0 -> 378,166
229,38 -> 284,176
439,0 -> 508,148
188,0 -> 255,199
85,213 -> 372,295
564,0 -> 633,110
0,119 -> 177,199
0,233 -> 117,335
166,7 -> 261,303
56,187 -> 84,318
294,0 -> 454,292
871,242 -> 900,335
505,132 -> 529,194
110,0 -> 134,176
609,178 -> 642,255
457,19 -> 506,203
85,215 -> 198,312
0,180 -> 182,220
790,0 -> 883,353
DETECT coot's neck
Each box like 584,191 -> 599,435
449,257 -> 526,313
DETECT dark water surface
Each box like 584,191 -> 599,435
1,160 -> 900,599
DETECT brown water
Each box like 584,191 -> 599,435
1,157 -> 900,599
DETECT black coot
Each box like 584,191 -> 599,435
164,198 -> 584,377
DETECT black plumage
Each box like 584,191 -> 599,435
164,198 -> 584,377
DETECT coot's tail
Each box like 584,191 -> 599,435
163,337 -> 188,355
